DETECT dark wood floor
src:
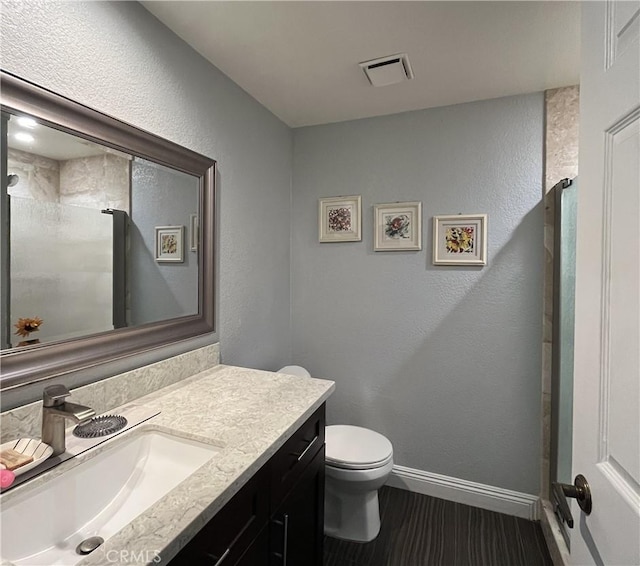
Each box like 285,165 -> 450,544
324,486 -> 552,566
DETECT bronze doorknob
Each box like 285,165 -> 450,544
551,474 -> 592,528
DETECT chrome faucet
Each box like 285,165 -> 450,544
42,384 -> 95,456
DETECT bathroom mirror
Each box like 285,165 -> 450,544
0,71 -> 216,390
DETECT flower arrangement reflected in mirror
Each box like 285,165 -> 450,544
14,316 -> 43,347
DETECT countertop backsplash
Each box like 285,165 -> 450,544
0,343 -> 220,443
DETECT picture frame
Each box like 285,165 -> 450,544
433,214 -> 487,265
318,195 -> 362,242
189,214 -> 199,252
373,201 -> 422,251
155,225 -> 184,262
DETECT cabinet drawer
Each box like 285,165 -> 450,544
270,404 -> 325,507
169,465 -> 269,565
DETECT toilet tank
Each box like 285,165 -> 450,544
278,365 -> 311,378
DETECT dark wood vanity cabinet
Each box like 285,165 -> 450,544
270,447 -> 325,566
168,404 -> 325,566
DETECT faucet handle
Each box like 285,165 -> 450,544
43,384 -> 70,407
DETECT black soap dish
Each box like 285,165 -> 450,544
73,415 -> 128,438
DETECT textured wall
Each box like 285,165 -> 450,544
292,94 -> 544,494
0,1 -> 293,378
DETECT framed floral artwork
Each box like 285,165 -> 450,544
373,201 -> 422,251
155,225 -> 184,262
318,195 -> 362,242
433,214 -> 487,265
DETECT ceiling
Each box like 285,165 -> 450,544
7,118 -> 109,161
142,1 -> 581,128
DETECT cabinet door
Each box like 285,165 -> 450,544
235,527 -> 268,566
270,446 -> 325,566
169,465 -> 269,566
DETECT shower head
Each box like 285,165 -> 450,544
7,174 -> 19,187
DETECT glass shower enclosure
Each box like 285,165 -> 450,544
550,177 -> 578,544
8,197 -> 115,345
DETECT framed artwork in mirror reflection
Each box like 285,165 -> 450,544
155,226 -> 184,262
318,195 -> 362,242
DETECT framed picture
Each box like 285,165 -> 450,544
318,195 -> 362,242
155,225 -> 184,262
373,201 -> 422,251
433,214 -> 487,265
189,214 -> 199,252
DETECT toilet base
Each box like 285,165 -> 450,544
324,477 -> 382,542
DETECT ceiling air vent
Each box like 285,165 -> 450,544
360,53 -> 414,87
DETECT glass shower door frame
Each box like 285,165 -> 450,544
550,177 -> 578,545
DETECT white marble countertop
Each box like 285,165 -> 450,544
0,364 -> 334,566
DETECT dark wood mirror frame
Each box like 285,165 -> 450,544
0,71 -> 215,391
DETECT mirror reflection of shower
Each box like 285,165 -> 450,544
3,113 -> 124,346
2,110 -> 200,349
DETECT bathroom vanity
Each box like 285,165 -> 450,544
169,404 -> 326,565
0,362 -> 334,566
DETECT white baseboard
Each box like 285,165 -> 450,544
387,465 -> 539,520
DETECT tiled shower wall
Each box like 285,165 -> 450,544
541,85 -> 580,499
7,148 -> 60,202
60,152 -> 130,211
7,147 -> 129,210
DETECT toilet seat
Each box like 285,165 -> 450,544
326,425 -> 393,470
326,453 -> 393,471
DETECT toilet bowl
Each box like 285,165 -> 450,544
278,366 -> 394,543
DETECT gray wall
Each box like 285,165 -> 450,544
0,1 -> 293,388
130,159 -> 199,326
292,94 -> 544,495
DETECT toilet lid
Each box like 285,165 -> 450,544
325,425 -> 393,470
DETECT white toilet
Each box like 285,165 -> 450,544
278,366 -> 394,543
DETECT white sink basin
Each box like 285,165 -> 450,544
0,430 -> 220,565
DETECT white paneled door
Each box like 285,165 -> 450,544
572,1 -> 640,565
